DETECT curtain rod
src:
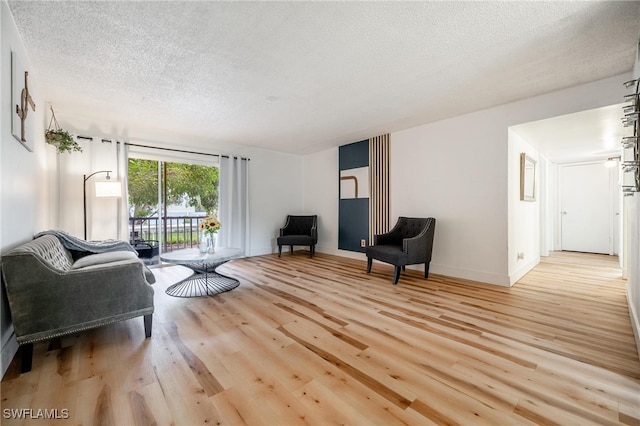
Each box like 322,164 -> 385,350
126,142 -> 250,161
75,136 -> 249,160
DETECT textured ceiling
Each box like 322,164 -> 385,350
7,1 -> 640,155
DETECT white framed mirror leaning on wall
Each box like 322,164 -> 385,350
520,153 -> 536,201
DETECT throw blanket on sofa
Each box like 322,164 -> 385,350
34,230 -> 136,254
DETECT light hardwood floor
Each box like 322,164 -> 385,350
2,251 -> 639,425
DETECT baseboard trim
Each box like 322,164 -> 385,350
509,257 -> 541,286
430,263 -> 511,287
627,285 -> 640,363
327,250 -> 512,287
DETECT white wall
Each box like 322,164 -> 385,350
392,109 -> 510,285
248,148 -> 304,256
626,52 -> 640,361
1,0 -> 54,377
302,148 -> 338,254
539,155 -> 558,257
508,129 -> 540,284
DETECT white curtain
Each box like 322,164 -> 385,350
218,156 -> 250,255
116,142 -> 129,241
57,137 -> 128,241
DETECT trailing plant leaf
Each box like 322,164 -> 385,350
45,129 -> 83,154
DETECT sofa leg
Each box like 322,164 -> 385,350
144,314 -> 153,338
366,257 -> 372,273
309,246 -> 313,258
290,245 -> 293,254
20,343 -> 33,373
393,266 -> 401,285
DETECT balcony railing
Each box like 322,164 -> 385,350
129,215 -> 206,253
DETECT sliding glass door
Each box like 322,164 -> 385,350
128,158 -> 219,255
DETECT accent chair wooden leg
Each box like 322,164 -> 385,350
278,245 -> 282,257
366,257 -> 372,273
393,266 -> 401,285
290,245 -> 293,254
21,343 -> 33,373
144,314 -> 153,338
309,246 -> 313,258
425,263 -> 430,279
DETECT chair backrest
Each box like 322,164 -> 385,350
283,215 -> 317,236
393,217 -> 430,239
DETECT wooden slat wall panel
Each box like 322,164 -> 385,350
369,134 -> 390,243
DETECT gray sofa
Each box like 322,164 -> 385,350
1,234 -> 155,372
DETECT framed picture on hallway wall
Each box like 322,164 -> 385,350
11,51 -> 35,152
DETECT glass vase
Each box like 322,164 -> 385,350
199,231 -> 217,253
199,231 -> 209,253
208,233 -> 216,253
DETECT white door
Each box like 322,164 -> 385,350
560,163 -> 612,254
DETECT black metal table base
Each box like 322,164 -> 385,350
165,262 -> 239,297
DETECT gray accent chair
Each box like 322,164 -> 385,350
277,215 -> 318,258
366,217 -> 436,285
1,234 -> 155,373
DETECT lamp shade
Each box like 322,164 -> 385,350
95,181 -> 122,198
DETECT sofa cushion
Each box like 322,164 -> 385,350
71,251 -> 139,269
277,234 -> 315,245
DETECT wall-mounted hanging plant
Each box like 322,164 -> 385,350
45,106 -> 82,154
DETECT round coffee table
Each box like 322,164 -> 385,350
160,248 -> 242,297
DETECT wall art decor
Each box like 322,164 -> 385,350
11,51 -> 35,151
340,166 -> 369,199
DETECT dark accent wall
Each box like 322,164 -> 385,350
339,140 -> 369,252
339,198 -> 369,252
339,140 -> 369,170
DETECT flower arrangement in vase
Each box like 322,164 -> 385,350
199,215 -> 221,253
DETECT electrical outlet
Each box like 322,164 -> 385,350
517,252 -> 524,260
360,239 -> 366,247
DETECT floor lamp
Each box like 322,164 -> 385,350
84,170 -> 122,240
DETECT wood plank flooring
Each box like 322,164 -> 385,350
2,251 -> 639,425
